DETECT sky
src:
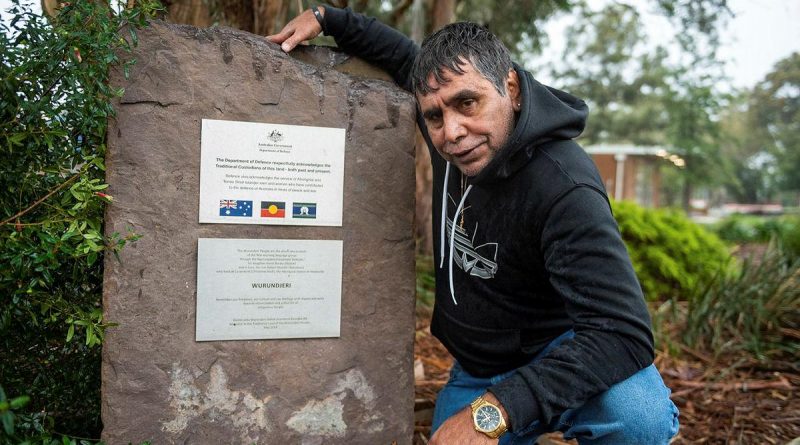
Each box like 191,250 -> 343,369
718,0 -> 800,88
1,0 -> 798,90
532,0 -> 800,90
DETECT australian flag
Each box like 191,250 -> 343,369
219,200 -> 253,217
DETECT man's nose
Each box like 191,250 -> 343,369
442,113 -> 467,146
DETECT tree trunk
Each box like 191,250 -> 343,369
165,0 -> 290,34
431,0 -> 455,31
682,177 -> 693,213
415,131 -> 434,254
252,0 -> 289,36
214,0 -> 253,31
410,0 -> 426,43
414,0 -> 455,255
166,0 -> 212,27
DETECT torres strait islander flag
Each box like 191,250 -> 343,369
219,200 -> 253,217
261,201 -> 286,218
292,202 -> 317,219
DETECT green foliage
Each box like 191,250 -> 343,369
555,3 -> 667,146
713,214 -> 800,260
357,0 -> 572,54
714,53 -> 800,203
552,2 -> 731,209
749,52 -> 800,192
454,0 -> 572,59
612,200 -> 732,300
653,0 -> 730,64
0,386 -> 31,438
2,384 -> 153,444
716,93 -> 779,203
0,0 -> 160,438
681,244 -> 800,360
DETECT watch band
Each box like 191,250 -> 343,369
470,396 -> 484,411
311,6 -> 327,35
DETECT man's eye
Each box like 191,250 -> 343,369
461,99 -> 476,110
425,115 -> 443,127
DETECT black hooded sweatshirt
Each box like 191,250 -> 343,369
324,7 -> 655,431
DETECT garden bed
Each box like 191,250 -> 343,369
412,306 -> 799,445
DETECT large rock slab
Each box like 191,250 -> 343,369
102,21 -> 417,444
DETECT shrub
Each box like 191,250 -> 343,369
612,200 -> 732,301
0,0 -> 158,440
681,243 -> 800,360
782,217 -> 800,259
713,214 -> 800,263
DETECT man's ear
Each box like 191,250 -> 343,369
506,69 -> 521,110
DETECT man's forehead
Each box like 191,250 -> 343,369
418,61 -> 482,97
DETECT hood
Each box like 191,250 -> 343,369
470,64 -> 588,185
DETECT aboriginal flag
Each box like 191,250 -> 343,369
261,201 -> 285,218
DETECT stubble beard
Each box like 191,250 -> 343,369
456,104 -> 516,177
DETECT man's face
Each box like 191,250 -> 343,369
417,61 -> 520,177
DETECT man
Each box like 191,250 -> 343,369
269,6 -> 679,444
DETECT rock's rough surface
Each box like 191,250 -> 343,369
102,22 -> 416,444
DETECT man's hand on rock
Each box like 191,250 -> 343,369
266,6 -> 323,52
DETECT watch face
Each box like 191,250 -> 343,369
475,405 -> 502,431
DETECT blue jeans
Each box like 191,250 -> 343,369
431,331 -> 679,444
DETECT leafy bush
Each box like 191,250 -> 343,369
714,214 -> 800,259
612,200 -> 732,301
681,243 -> 800,360
2,384 -> 153,445
1,0 -> 158,440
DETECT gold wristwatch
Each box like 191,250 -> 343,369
470,395 -> 508,439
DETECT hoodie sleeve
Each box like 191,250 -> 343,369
323,7 -> 419,91
488,185 -> 654,430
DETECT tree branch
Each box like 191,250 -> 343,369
1,171 -> 83,226
389,0 -> 413,27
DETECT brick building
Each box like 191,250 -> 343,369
584,144 -> 685,208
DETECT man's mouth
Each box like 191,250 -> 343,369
450,141 -> 486,160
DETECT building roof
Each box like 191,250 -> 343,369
583,144 -> 685,167
584,144 -> 668,156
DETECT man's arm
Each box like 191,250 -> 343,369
268,7 -> 418,91
488,185 -> 655,430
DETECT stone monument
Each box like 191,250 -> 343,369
102,21 -> 416,444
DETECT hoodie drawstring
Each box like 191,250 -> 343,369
439,161 -> 472,306
439,162 -> 451,268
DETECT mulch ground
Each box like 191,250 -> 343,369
412,306 -> 800,445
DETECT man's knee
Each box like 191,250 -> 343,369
562,365 -> 679,444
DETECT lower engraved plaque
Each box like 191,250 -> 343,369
195,238 -> 343,341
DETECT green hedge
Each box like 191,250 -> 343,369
612,200 -> 732,301
713,214 -> 800,259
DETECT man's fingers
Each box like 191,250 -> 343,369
266,9 -> 321,53
280,34 -> 304,52
266,26 -> 303,52
266,27 -> 293,44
